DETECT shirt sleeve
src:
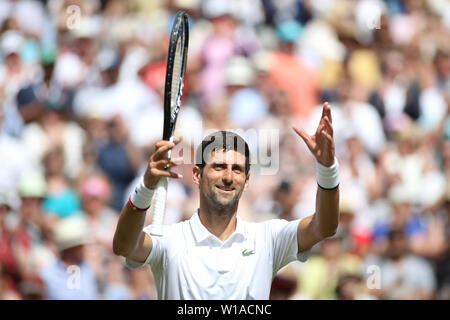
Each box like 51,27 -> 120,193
412,258 -> 437,293
270,218 -> 311,274
125,225 -> 165,270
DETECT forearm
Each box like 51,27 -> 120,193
313,185 -> 339,238
313,157 -> 340,238
297,163 -> 340,252
112,203 -> 147,257
113,178 -> 154,257
112,140 -> 180,257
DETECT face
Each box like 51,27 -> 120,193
193,149 -> 249,212
82,196 -> 105,215
387,232 -> 408,260
20,197 -> 43,221
62,245 -> 85,265
321,239 -> 342,260
0,205 -> 9,226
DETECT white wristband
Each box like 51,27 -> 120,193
316,158 -> 339,189
129,177 -> 154,210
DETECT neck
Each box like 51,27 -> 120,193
198,197 -> 238,241
61,255 -> 81,266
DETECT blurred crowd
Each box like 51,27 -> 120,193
0,0 -> 449,300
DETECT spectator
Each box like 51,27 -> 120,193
265,20 -> 319,119
41,146 -> 82,219
269,275 -> 297,300
335,274 -> 375,300
0,189 -> 31,298
0,0 -> 448,300
434,189 -> 450,300
0,263 -> 21,300
0,106 -> 34,192
297,236 -> 362,300
15,48 -> 67,124
16,172 -> 56,276
96,114 -> 141,211
225,55 -> 268,129
41,216 -> 98,300
21,102 -> 87,180
79,175 -> 118,283
365,228 -> 436,300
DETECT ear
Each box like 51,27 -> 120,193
243,172 -> 250,191
192,166 -> 201,186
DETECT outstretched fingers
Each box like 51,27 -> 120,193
152,157 -> 183,169
152,142 -> 174,160
321,101 -> 332,123
326,102 -> 332,123
149,167 -> 183,179
293,125 -> 314,149
323,116 -> 333,136
319,129 -> 334,144
152,139 -> 182,161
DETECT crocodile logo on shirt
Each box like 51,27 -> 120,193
242,249 -> 255,257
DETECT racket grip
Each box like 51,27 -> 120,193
150,177 -> 168,236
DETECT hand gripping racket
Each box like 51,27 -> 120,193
150,12 -> 189,236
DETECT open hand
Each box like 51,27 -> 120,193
293,102 -> 335,167
143,140 -> 183,189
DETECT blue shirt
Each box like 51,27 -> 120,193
41,260 -> 98,300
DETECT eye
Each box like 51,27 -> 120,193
214,163 -> 226,170
232,165 -> 243,173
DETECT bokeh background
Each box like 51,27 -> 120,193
0,0 -> 449,300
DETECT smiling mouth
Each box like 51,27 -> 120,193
216,185 -> 235,193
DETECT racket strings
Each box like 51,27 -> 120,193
171,35 -> 184,115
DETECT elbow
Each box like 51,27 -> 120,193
112,244 -> 124,257
317,223 -> 339,239
112,240 -> 131,258
323,227 -> 338,238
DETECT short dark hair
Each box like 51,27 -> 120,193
195,130 -> 250,175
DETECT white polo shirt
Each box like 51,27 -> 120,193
126,211 -> 310,300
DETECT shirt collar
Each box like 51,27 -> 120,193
190,209 -> 246,244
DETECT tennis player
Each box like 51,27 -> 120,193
113,102 -> 339,299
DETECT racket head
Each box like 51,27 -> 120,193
163,11 -> 189,141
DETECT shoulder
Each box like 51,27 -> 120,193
404,255 -> 433,270
243,218 -> 299,237
263,218 -> 300,231
143,219 -> 191,241
40,261 -> 61,280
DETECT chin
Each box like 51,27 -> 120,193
210,194 -> 239,211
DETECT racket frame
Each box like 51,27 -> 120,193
150,11 -> 189,237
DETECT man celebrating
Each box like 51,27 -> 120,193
113,102 -> 339,299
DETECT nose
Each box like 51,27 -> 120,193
222,166 -> 233,185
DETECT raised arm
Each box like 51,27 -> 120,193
112,140 -> 182,262
293,102 -> 340,252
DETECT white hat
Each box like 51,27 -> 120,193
53,216 -> 91,251
225,56 -> 255,86
0,190 -> 20,211
202,0 -> 231,18
1,30 -> 24,56
252,50 -> 271,73
18,173 -> 47,198
174,0 -> 200,10
388,185 -> 416,205
70,16 -> 100,39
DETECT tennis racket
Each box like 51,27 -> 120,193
150,11 -> 189,236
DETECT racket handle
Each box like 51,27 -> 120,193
150,177 -> 168,236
